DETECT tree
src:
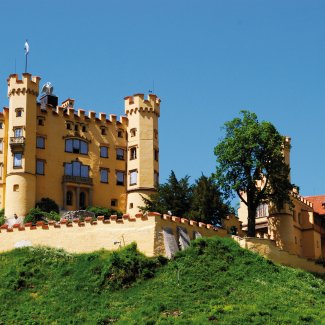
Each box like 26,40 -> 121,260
140,170 -> 193,217
189,174 -> 230,225
214,111 -> 293,237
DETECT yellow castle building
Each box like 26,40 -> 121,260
0,73 -> 160,220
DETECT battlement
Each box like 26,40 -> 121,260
124,93 -> 161,117
7,73 -> 40,97
0,213 -> 226,256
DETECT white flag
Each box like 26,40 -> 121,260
24,40 -> 29,55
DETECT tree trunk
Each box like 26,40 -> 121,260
247,206 -> 256,237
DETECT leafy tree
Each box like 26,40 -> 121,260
188,174 -> 230,225
214,111 -> 293,237
0,209 -> 5,226
140,170 -> 193,217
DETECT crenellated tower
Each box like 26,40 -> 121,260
124,93 -> 160,214
5,73 -> 40,219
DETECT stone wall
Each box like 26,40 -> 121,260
0,213 -> 227,257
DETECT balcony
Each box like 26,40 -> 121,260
62,175 -> 93,186
10,136 -> 25,152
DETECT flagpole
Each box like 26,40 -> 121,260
25,53 -> 28,73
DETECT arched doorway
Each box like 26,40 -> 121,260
79,191 -> 86,210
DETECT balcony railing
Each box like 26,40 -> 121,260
9,136 -> 25,152
62,175 -> 93,185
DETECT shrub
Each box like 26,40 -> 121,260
24,207 -> 45,224
36,197 -> 59,213
43,211 -> 60,222
86,206 -> 123,219
0,208 -> 5,226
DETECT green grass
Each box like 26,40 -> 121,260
0,237 -> 324,324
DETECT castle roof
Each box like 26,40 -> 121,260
304,195 -> 325,215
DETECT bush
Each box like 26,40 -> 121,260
24,207 -> 45,224
86,206 -> 122,219
43,211 -> 60,222
35,197 -> 59,213
0,208 -> 5,226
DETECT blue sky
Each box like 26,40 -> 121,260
1,1 -> 325,202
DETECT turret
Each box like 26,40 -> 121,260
5,73 -> 40,219
124,93 -> 161,214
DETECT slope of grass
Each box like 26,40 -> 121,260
0,237 -> 324,324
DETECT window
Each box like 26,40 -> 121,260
116,148 -> 124,160
82,125 -> 87,132
38,118 -> 44,126
0,122 -> 3,129
130,128 -> 137,137
116,171 -> 125,185
36,136 -> 45,149
118,129 -> 123,138
101,127 -> 107,135
100,169 -> 109,183
66,191 -> 73,206
129,203 -> 134,209
0,140 -> 3,153
13,152 -> 22,168
64,161 -> 89,178
16,109 -> 23,117
0,164 -> 3,179
298,213 -> 301,225
256,204 -> 269,218
74,124 -> 79,131
100,146 -> 108,158
36,160 -> 45,175
14,128 -> 23,137
66,123 -> 71,130
13,184 -> 19,192
154,149 -> 159,161
154,171 -> 159,186
65,139 -> 88,154
111,199 -> 117,207
130,147 -> 137,160
130,170 -> 137,185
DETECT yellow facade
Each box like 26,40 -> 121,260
1,73 -> 160,219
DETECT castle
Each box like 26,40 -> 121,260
0,73 -> 160,219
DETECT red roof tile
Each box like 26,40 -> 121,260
304,195 -> 325,215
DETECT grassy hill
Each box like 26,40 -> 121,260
0,237 -> 324,324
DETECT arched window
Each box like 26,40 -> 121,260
66,191 -> 73,205
65,138 -> 88,154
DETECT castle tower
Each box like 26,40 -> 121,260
5,73 -> 40,219
124,94 -> 160,215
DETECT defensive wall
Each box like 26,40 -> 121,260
233,236 -> 325,274
0,213 -> 228,258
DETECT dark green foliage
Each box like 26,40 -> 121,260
189,174 -> 230,225
24,207 -> 44,224
35,197 -> 59,213
24,208 -> 60,224
0,238 -> 324,324
140,171 -> 230,224
86,206 -> 122,218
140,170 -> 193,217
214,111 -> 293,236
0,208 -> 5,225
